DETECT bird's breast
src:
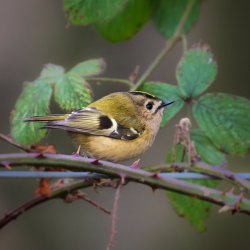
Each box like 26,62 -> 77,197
69,128 -> 156,162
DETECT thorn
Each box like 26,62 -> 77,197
202,187 -> 211,197
171,164 -> 184,172
119,174 -> 126,185
72,145 -> 81,157
150,172 -> 159,179
224,193 -> 245,215
131,159 -> 140,169
151,185 -> 158,193
234,193 -> 244,212
91,159 -> 102,165
35,153 -> 46,159
0,161 -> 11,170
218,204 -> 233,213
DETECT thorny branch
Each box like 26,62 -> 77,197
1,113 -> 250,231
0,177 -> 108,229
1,153 -> 250,218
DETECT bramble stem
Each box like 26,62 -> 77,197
1,153 -> 250,216
1,171 -> 250,181
146,162 -> 250,193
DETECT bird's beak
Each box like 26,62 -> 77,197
158,100 -> 175,109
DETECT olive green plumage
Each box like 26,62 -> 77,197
24,91 -> 173,162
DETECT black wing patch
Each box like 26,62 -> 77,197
99,115 -> 113,129
43,107 -> 143,140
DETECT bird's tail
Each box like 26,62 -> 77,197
23,114 -> 67,122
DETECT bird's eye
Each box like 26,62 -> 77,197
146,102 -> 154,110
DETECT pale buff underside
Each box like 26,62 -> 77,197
69,127 -> 157,162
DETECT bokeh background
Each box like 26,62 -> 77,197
1,1 -> 250,249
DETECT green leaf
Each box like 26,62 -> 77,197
176,44 -> 217,98
167,179 -> 215,232
11,81 -> 53,145
39,63 -> 65,82
54,72 -> 93,111
70,58 -> 106,77
191,129 -> 226,165
64,0 -> 127,25
95,0 -> 151,42
141,82 -> 184,126
166,146 -> 216,232
153,0 -> 201,39
193,93 -> 250,155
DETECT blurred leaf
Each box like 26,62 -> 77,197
64,0 -> 127,25
167,179 -> 215,232
96,0 -> 151,42
141,82 -> 184,126
176,43 -> 217,98
54,72 -> 92,111
153,0 -> 201,39
191,129 -> 226,165
166,146 -> 216,232
193,93 -> 250,155
39,63 -> 65,82
11,82 -> 53,145
70,58 -> 106,77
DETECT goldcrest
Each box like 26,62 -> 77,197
24,91 -> 174,162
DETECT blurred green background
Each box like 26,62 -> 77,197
1,1 -> 250,249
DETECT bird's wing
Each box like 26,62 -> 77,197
43,108 -> 142,140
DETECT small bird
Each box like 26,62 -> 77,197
24,91 -> 174,162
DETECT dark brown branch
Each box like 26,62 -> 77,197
0,179 -> 94,230
0,133 -> 31,152
0,195 -> 48,229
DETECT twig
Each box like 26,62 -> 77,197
81,194 -> 111,215
0,133 -> 31,152
131,0 -> 196,91
65,191 -> 111,215
107,176 -> 125,250
1,153 -> 250,215
0,195 -> 48,229
0,179 -> 95,229
147,162 -> 250,193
